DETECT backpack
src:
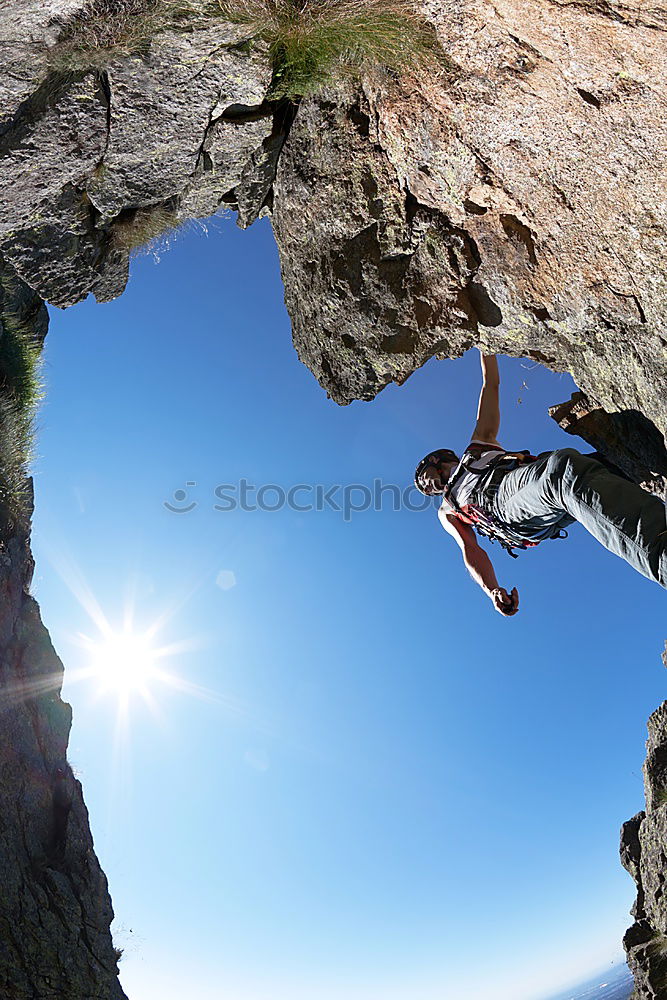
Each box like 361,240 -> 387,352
443,445 -> 543,558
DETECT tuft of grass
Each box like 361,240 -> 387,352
110,203 -> 184,255
48,0 -> 161,70
0,394 -> 36,532
219,0 -> 443,98
0,314 -> 42,532
0,312 -> 44,415
49,0 -> 443,98
49,0 -> 234,70
110,201 -> 224,260
0,266 -> 44,533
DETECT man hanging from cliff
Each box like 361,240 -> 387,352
414,351 -> 667,616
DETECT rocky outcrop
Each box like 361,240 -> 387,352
1,0 -> 666,991
0,542 -> 126,1000
0,2 -> 275,308
3,0 -> 665,452
272,2 -> 667,438
0,263 -> 126,999
550,393 -> 667,497
621,654 -> 667,1000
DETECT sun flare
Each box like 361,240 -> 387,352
89,632 -> 158,695
74,620 -> 210,712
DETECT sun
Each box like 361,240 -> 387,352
88,631 -> 158,696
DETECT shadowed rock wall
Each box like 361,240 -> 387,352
550,392 -> 667,497
0,263 -> 126,999
621,650 -> 667,1000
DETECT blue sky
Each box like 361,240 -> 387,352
31,215 -> 665,1000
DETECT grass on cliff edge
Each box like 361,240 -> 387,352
111,203 -> 184,255
50,0 -> 443,98
110,201 -> 224,258
0,310 -> 43,532
219,0 -> 443,97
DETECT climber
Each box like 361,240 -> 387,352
414,351 -> 667,616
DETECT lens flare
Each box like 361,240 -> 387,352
89,632 -> 157,695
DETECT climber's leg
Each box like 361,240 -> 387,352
495,449 -> 667,587
491,451 -> 575,541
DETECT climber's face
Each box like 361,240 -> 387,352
420,461 -> 456,495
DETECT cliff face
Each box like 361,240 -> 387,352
621,654 -> 667,1000
4,0 -> 666,460
270,0 -> 667,478
0,264 -> 126,998
1,0 -> 666,994
0,5 -> 276,993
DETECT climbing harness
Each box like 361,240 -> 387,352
443,445 -> 568,558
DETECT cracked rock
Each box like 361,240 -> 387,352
87,25 -> 272,220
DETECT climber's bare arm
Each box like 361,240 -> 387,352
439,509 -> 519,617
473,352 -> 501,445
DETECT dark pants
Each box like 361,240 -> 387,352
490,449 -> 667,588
